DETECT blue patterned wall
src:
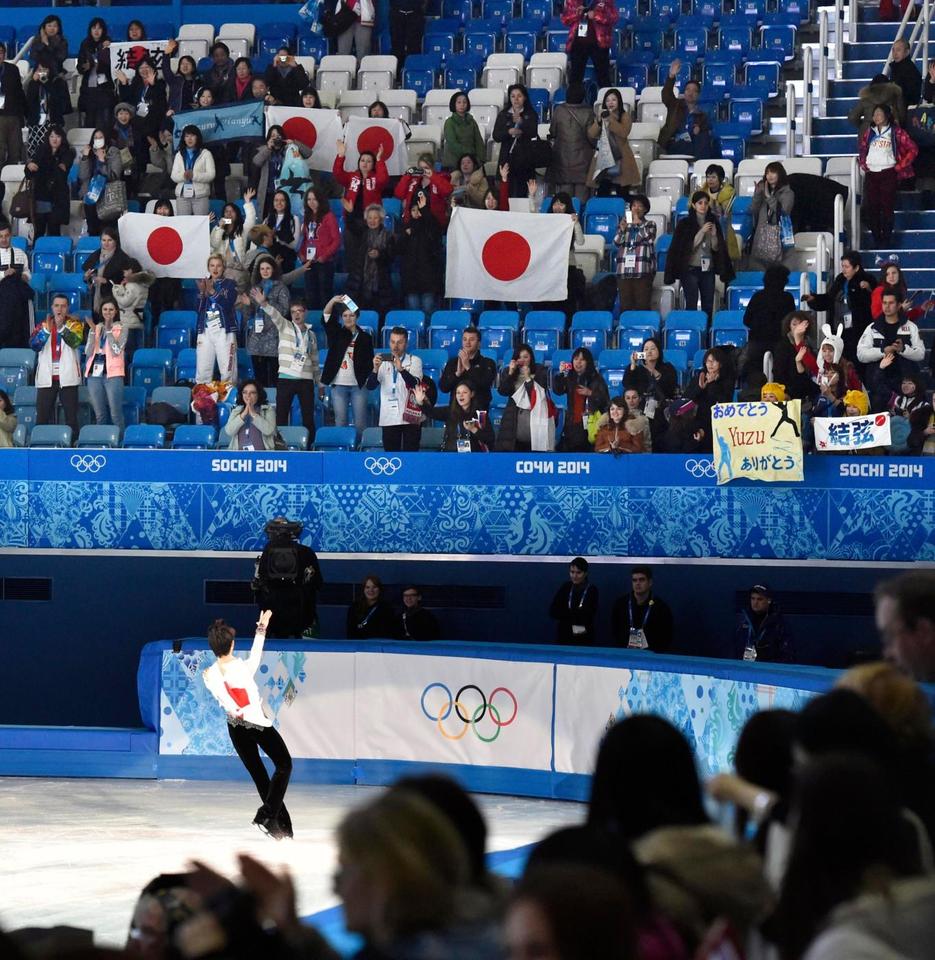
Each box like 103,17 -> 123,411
1,450 -> 932,560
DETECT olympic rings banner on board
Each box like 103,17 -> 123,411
354,653 -> 554,770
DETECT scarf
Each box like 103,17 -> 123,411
512,377 -> 556,451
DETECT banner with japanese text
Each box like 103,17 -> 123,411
814,412 -> 891,452
711,400 -> 804,484
109,40 -> 171,75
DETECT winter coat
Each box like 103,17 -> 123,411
162,58 -> 199,114
622,361 -> 679,402
548,102 -> 595,185
344,219 -> 396,314
857,316 -> 926,364
82,248 -> 133,301
771,337 -> 820,400
593,413 -> 645,453
848,80 -> 906,133
27,143 -> 76,226
492,105 -> 541,172
889,56 -> 922,108
664,210 -> 735,285
494,366 -> 552,451
210,201 -> 258,277
786,173 -> 848,233
245,266 -> 289,359
298,211 -> 342,265
225,404 -> 278,450
264,63 -> 310,107
561,0 -> 619,49
449,168 -> 490,208
442,112 -> 487,170
76,39 -> 113,116
743,287 -> 797,346
78,146 -> 124,201
439,353 -> 498,412
553,367 -> 610,450
25,76 -> 72,127
31,316 -> 84,388
116,76 -> 168,139
111,270 -> 155,331
733,603 -> 793,662
395,171 -> 453,226
321,314 -> 375,388
254,142 -> 313,208
398,209 -> 444,295
586,110 -> 640,188
32,34 -> 68,76
0,60 -> 26,120
171,147 -> 216,200
0,270 -> 35,349
658,75 -> 688,148
806,267 -> 876,361
858,123 -> 918,179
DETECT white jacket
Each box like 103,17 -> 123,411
375,353 -> 423,427
210,200 -> 258,270
856,318 -> 925,364
111,271 -> 154,331
171,148 -> 217,200
0,244 -> 30,281
202,630 -> 271,728
34,322 -> 82,388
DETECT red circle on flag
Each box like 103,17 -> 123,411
282,117 -> 317,150
147,226 -> 184,266
356,126 -> 395,161
481,231 -> 531,282
875,414 -> 887,427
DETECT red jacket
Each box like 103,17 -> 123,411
299,210 -> 341,264
870,283 -> 925,321
561,0 -> 619,51
394,171 -> 453,226
332,156 -> 389,210
858,123 -> 918,180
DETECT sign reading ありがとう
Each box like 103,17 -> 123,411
711,400 -> 804,485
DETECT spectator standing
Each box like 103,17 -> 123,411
346,575 -> 395,639
0,222 -> 32,350
614,194 -> 656,311
442,92 -> 486,172
664,190 -> 734,319
31,294 -> 84,440
743,263 -> 796,377
335,0 -> 375,60
0,43 -> 25,166
321,294 -> 374,442
733,584 -> 793,663
367,326 -> 424,451
297,186 -> 341,311
344,203 -> 396,314
205,43 -> 234,102
110,259 -> 153,365
209,191 -> 258,290
587,88 -> 640,197
220,57 -> 255,105
561,0 -> 619,89
395,586 -> 440,640
389,0 -> 425,71
243,255 -> 288,387
748,162 -> 794,269
623,337 -> 678,417
770,310 -> 819,402
549,557 -> 599,645
684,347 -> 734,448
115,58 -> 167,150
702,164 -> 740,264
493,84 -> 540,199
802,251 -> 875,367
264,190 -> 301,273
147,200 -> 180,327
161,41 -> 199,116
495,344 -> 556,452
82,225 -> 132,302
32,16 -> 68,77
78,129 -> 123,238
439,326 -> 498,412
24,60 -> 72,161
224,380 -> 277,451
858,291 -> 925,411
170,126 -> 215,216
611,565 -> 674,651
254,129 -> 313,219
247,292 -> 321,441
888,39 -> 922,107
658,61 -> 700,153
395,154 -> 453,227
332,139 -> 388,266
264,49 -> 309,107
553,346 -> 609,451
26,125 -> 75,239
849,72 -> 906,133
83,298 -> 127,436
547,82 -> 594,204
195,255 -> 239,384
76,19 -> 114,131
858,104 -> 917,248
398,190 -> 443,314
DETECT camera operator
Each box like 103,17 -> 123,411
252,518 -> 322,639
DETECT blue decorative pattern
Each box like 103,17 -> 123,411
0,451 -> 930,560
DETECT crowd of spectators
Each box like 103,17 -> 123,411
5,569 -> 935,960
0,15 -> 932,451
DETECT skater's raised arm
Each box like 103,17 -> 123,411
245,609 -> 273,674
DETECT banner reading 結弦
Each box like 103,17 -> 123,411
711,400 -> 804,484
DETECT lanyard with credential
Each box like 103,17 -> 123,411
569,584 -> 591,610
629,595 -> 652,629
357,603 -> 379,630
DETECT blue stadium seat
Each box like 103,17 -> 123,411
656,56 -> 694,87
726,285 -> 760,311
313,426 -> 358,451
359,426 -> 383,451
258,23 -> 297,59
156,325 -> 192,357
617,62 -> 649,92
776,0 -> 809,22
299,34 -> 329,60
423,26 -> 459,59
278,426 -> 310,451
632,27 -> 664,55
655,233 -> 672,273
718,24 -> 752,56
745,60 -> 781,96
583,197 -> 626,243
0,365 -> 27,393
443,0 -> 473,22
77,424 -> 120,448
703,59 -> 736,94
464,19 -> 501,59
735,0 -> 766,20
131,349 -> 174,397
0,347 -> 36,379
675,25 -> 707,60
715,123 -> 749,163
712,310 -> 745,329
172,425 -> 216,449
29,424 -> 72,448
647,0 -> 681,21
405,54 -> 443,96
151,386 -> 192,418
760,24 -> 796,62
692,0 -> 724,18
121,385 -> 146,427
158,310 -> 197,331
444,52 -> 484,89
174,348 -> 197,384
48,272 -> 87,313
526,87 -> 550,121
33,236 -> 71,273
480,327 -> 516,351
506,20 -> 540,59
478,310 -> 520,330
237,349 -> 255,381
545,17 -> 568,52
483,0 -> 514,24
522,0 -> 552,23
712,326 -> 748,347
429,327 -> 461,355
386,308 -> 427,330
729,97 -> 764,134
664,310 -> 708,354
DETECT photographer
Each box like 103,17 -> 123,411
394,153 -> 453,227
253,518 -> 323,639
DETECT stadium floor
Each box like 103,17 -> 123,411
0,778 -> 582,947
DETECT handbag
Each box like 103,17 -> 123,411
528,138 -> 552,169
97,181 -> 128,221
593,124 -> 618,178
779,211 -> 795,250
9,179 -> 33,220
322,1 -> 357,38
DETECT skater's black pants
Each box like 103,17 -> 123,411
227,722 -> 292,830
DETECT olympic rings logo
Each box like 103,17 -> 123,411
684,458 -> 717,479
420,682 -> 518,742
364,456 -> 402,476
70,454 -> 107,473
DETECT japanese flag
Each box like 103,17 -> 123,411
265,106 -> 342,173
117,213 -> 211,279
445,207 -> 575,302
342,116 -> 409,176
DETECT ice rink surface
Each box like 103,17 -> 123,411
0,778 -> 583,946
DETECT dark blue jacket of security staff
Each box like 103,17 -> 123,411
195,277 -> 238,335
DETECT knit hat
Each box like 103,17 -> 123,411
819,322 -> 844,365
762,382 -> 787,401
844,390 -> 869,416
114,102 -> 136,119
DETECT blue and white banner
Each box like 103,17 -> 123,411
172,101 -> 266,149
814,412 -> 891,452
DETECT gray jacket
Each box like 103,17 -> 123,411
224,403 -> 278,450
244,278 -> 290,357
78,146 -> 123,200
252,142 -> 313,204
548,102 -> 595,185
